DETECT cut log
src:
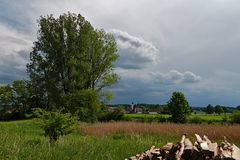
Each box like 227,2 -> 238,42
222,149 -> 232,159
161,143 -> 174,151
126,134 -> 240,160
200,142 -> 209,150
176,134 -> 186,160
203,135 -> 212,145
195,134 -> 203,144
232,144 -> 240,160
191,146 -> 203,160
181,138 -> 193,159
195,134 -> 215,157
208,142 -> 218,157
184,138 -> 193,150
160,143 -> 174,159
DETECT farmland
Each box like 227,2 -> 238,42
1,120 -> 240,160
124,113 -> 230,123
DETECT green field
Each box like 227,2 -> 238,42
124,113 -> 229,123
1,120 -> 240,159
0,120 -> 177,160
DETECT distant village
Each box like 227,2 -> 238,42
107,102 -> 169,114
107,103 -> 237,114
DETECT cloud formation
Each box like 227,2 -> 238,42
0,23 -> 32,84
151,70 -> 201,85
109,29 -> 159,69
1,0 -> 240,106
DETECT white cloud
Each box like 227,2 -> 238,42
0,23 -> 32,83
109,29 -> 159,69
151,70 -> 201,85
0,23 -> 32,56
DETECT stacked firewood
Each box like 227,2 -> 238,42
126,134 -> 240,160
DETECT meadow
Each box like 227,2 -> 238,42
1,120 -> 240,160
123,113 -> 229,123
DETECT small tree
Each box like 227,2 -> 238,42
231,110 -> 240,124
215,105 -> 223,115
167,92 -> 191,123
34,109 -> 77,143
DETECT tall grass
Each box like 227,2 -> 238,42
81,121 -> 240,143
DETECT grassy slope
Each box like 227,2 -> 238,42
0,120 -> 177,160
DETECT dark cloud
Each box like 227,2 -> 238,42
0,23 -> 31,84
0,0 -> 240,106
109,29 -> 159,69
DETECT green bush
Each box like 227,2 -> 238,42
167,92 -> 191,123
188,116 -> 203,124
34,108 -> 78,142
63,89 -> 100,123
158,116 -> 168,122
231,111 -> 240,123
98,107 -> 125,121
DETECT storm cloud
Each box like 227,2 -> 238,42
1,0 -> 240,106
109,29 -> 159,69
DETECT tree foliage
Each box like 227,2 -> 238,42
0,81 -> 29,110
27,12 -> 119,111
0,80 -> 30,120
34,108 -> 77,142
167,92 -> 191,123
214,105 -> 223,115
0,85 -> 13,108
205,104 -> 214,114
63,89 -> 100,122
231,110 -> 240,124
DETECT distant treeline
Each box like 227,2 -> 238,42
107,104 -> 239,114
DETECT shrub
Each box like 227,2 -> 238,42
98,107 -> 125,121
34,108 -> 78,143
231,110 -> 240,123
188,116 -> 203,124
158,116 -> 168,122
167,92 -> 191,123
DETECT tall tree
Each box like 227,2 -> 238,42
27,12 -> 119,109
167,92 -> 191,123
205,104 -> 214,114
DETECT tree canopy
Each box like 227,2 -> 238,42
214,105 -> 224,115
205,104 -> 214,114
167,92 -> 191,123
27,12 -> 119,109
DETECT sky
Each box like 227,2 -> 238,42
0,0 -> 240,107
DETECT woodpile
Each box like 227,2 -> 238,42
126,134 -> 240,160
